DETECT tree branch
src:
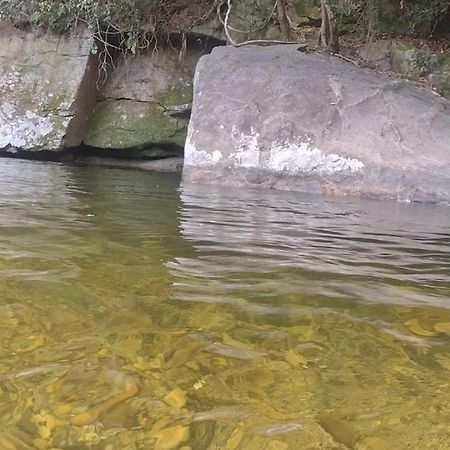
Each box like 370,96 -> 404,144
223,0 -> 294,47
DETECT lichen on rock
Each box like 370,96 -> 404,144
85,99 -> 187,150
0,22 -> 94,151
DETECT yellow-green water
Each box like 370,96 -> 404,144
0,159 -> 449,450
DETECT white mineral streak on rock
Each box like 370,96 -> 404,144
226,127 -> 363,174
230,126 -> 260,168
0,72 -> 20,89
269,140 -> 365,175
184,127 -> 197,164
0,104 -> 54,148
2,102 -> 14,118
186,122 -> 364,175
212,150 -> 222,162
184,126 -> 223,166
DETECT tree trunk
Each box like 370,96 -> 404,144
276,0 -> 291,40
319,0 -> 339,53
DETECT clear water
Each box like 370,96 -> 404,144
0,159 -> 449,450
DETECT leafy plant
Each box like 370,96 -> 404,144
334,0 -> 450,39
405,0 -> 449,34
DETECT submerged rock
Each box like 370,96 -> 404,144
251,422 -> 305,437
183,45 -> 450,204
0,22 -> 97,152
319,414 -> 361,448
205,342 -> 267,360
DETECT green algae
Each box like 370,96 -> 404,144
152,82 -> 193,109
85,99 -> 187,150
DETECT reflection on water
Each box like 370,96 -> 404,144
0,159 -> 449,449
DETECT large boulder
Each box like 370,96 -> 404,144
84,45 -> 200,155
0,23 -> 97,151
183,45 -> 450,204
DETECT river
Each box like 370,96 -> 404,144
0,159 -> 449,449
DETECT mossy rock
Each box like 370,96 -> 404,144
152,82 -> 193,110
391,42 -> 439,78
84,99 -> 188,150
391,41 -> 450,97
431,55 -> 450,97
0,24 -> 93,151
84,48 -> 196,153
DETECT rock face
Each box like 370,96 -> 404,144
183,45 -> 450,204
84,46 -> 199,153
355,40 -> 393,71
0,23 -> 97,151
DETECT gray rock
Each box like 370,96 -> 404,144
0,22 -> 96,151
356,39 -> 392,71
183,45 -> 450,204
84,47 -> 200,151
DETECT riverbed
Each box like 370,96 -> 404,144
0,159 -> 449,449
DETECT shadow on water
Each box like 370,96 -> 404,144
0,160 -> 449,449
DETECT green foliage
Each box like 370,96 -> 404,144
1,0 -> 151,30
335,0 -> 449,38
0,0 -> 202,52
1,0 -> 448,46
0,0 -> 197,87
405,0 -> 449,34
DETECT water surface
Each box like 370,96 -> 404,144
0,159 -> 449,449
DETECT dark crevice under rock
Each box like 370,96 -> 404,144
75,143 -> 184,159
0,144 -> 185,173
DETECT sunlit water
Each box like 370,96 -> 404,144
0,159 -> 449,450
